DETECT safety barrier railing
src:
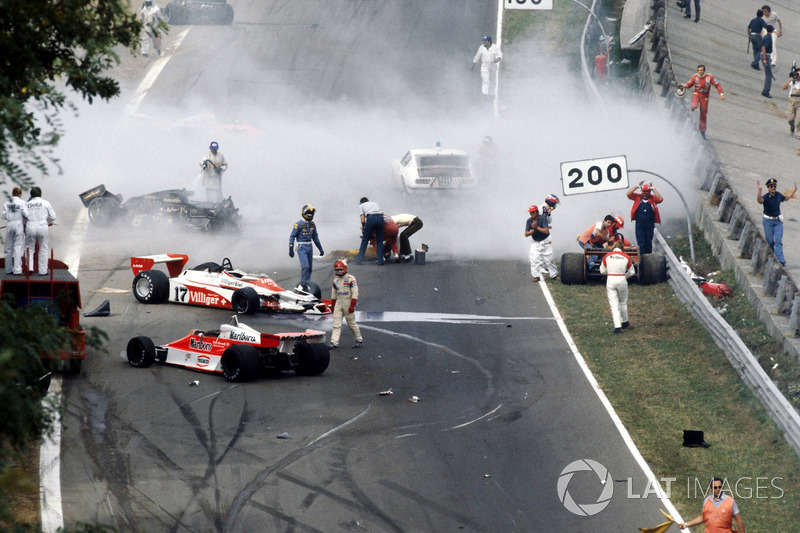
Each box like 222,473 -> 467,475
640,0 -> 800,347
655,230 -> 800,455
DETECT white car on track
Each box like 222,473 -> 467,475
391,146 -> 475,192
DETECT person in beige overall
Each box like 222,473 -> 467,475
329,260 -> 363,349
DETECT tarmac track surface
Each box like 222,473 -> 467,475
52,1 -> 673,531
64,249 -> 669,531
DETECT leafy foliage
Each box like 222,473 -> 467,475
0,298 -> 68,457
0,0 -> 143,187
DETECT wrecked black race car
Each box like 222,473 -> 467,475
165,0 -> 234,25
79,184 -> 242,233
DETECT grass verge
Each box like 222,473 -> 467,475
548,233 -> 800,529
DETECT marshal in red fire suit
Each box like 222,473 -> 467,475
599,244 -> 635,332
683,66 -> 725,134
369,215 -> 399,261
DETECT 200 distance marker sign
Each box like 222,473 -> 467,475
560,155 -> 629,196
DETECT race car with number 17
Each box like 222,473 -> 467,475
131,254 -> 331,314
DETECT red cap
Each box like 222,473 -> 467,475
528,204 -> 538,213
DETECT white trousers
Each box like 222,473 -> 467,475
4,221 -> 25,274
530,240 -> 557,279
331,299 -> 362,345
26,222 -> 50,275
141,29 -> 161,55
480,63 -> 498,96
606,276 -> 629,328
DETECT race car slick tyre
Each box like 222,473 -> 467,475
220,4 -> 234,24
66,358 -> 82,375
132,270 -> 170,304
127,337 -> 156,367
294,340 -> 330,376
87,197 -> 120,225
560,253 -> 587,285
295,280 -> 322,300
232,287 -> 260,314
221,344 -> 260,382
638,253 -> 667,285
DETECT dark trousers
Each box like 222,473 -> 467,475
398,217 -> 423,255
297,243 -> 313,282
684,0 -> 699,20
635,221 -> 656,255
357,215 -> 384,264
750,33 -> 763,67
764,54 -> 774,95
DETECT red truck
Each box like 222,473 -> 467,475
0,252 -> 86,375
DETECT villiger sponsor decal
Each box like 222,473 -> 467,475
190,291 -> 221,306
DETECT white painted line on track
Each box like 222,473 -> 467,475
63,209 -> 89,277
125,28 -> 190,117
39,375 -> 63,533
537,280 -> 686,524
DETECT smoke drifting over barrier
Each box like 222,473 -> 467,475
42,11 -> 702,273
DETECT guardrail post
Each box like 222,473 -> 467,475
727,204 -> 745,240
716,189 -> 734,222
661,75 -> 674,98
654,41 -> 667,73
789,295 -> 800,335
750,239 -> 765,274
763,257 -> 780,295
776,275 -> 795,314
700,164 -> 719,191
707,171 -> 721,197
738,221 -> 754,258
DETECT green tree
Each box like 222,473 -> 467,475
0,298 -> 66,525
0,0 -> 143,188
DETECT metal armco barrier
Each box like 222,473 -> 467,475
638,0 -> 800,456
655,231 -> 800,456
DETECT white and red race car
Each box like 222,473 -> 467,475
130,254 -> 331,314
125,315 -> 330,381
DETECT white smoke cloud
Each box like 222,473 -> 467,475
40,14 -> 700,275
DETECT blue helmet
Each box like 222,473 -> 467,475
209,141 -> 219,150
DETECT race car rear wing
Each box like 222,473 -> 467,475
131,254 -> 190,277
